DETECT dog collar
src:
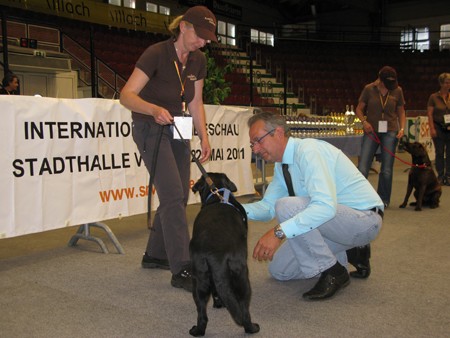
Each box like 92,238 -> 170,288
205,188 -> 247,223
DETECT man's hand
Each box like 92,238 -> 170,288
253,227 -> 283,261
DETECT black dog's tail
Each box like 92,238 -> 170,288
208,257 -> 252,327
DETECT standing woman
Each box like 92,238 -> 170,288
0,72 -> 19,95
355,66 -> 406,208
120,6 -> 217,292
427,72 -> 450,185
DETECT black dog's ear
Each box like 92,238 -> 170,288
192,177 -> 205,194
221,174 -> 237,192
227,181 -> 237,192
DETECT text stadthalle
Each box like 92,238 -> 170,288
12,153 -> 140,177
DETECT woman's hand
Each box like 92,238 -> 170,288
152,107 -> 173,125
362,121 -> 374,134
199,138 -> 211,163
430,127 -> 437,138
396,128 -> 405,139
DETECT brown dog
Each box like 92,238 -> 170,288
189,173 -> 259,337
399,142 -> 442,211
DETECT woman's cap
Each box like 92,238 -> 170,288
182,6 -> 218,42
379,66 -> 398,90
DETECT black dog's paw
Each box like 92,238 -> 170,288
189,325 -> 205,337
414,207 -> 422,211
212,296 -> 224,308
244,323 -> 260,334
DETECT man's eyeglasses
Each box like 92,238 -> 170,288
250,129 -> 275,149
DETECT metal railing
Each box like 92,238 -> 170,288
61,33 -> 127,99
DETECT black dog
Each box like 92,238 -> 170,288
399,142 -> 442,211
189,173 -> 260,337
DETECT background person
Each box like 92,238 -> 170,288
0,72 -> 19,95
427,72 -> 450,186
355,66 -> 406,207
243,112 -> 383,301
120,5 -> 217,292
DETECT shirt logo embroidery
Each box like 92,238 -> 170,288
187,74 -> 197,81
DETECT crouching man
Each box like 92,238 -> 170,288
243,112 -> 383,300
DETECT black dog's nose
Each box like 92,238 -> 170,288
398,135 -> 409,151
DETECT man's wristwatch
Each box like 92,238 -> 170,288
274,224 -> 286,240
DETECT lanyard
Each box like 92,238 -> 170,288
442,93 -> 450,114
442,93 -> 449,106
174,60 -> 187,113
379,92 -> 390,119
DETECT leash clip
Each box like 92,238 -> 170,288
210,187 -> 224,202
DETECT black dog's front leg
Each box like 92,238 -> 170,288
399,178 -> 414,208
414,185 -> 426,211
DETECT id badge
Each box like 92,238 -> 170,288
378,120 -> 388,133
173,116 -> 193,140
444,114 -> 450,124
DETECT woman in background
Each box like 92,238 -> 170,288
355,66 -> 406,208
427,72 -> 450,186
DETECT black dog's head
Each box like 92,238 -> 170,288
192,173 -> 237,204
403,142 -> 431,166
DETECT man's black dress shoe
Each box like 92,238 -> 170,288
302,262 -> 350,301
346,245 -> 371,278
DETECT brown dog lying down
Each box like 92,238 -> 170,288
189,173 -> 259,337
399,142 -> 442,211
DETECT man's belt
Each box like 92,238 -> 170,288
370,207 -> 384,218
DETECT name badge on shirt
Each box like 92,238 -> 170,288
378,120 -> 388,133
173,116 -> 193,140
443,114 -> 450,124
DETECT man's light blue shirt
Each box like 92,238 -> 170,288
243,137 -> 383,238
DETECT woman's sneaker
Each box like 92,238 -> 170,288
171,266 -> 193,292
141,252 -> 170,270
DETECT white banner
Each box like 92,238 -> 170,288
0,96 -> 254,238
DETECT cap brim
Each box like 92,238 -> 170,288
194,26 -> 218,42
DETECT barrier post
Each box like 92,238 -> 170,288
68,222 -> 125,254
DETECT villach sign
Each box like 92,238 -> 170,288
0,0 -> 170,33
